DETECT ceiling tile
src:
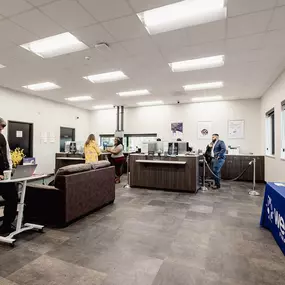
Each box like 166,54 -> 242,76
185,20 -> 226,46
11,9 -> 65,38
268,6 -> 285,30
120,37 -> 160,56
26,0 -> 57,6
72,24 -> 116,47
128,0 -> 180,12
151,29 -> 189,51
78,0 -> 133,22
0,19 -> 38,45
227,10 -> 273,38
161,41 -> 225,62
40,0 -> 96,30
0,0 -> 33,17
226,33 -> 265,52
228,0 -> 277,17
263,29 -> 285,49
102,15 -> 148,41
277,0 -> 285,6
0,45 -> 43,67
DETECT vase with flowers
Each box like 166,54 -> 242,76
10,148 -> 25,169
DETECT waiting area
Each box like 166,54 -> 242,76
1,0 -> 285,284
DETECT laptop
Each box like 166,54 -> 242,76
12,165 -> 37,180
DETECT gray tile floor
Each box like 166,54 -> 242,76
0,179 -> 284,285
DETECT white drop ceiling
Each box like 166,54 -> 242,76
0,0 -> 285,109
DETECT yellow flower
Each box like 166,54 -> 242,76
10,148 -> 25,168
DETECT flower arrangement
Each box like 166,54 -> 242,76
10,148 -> 25,168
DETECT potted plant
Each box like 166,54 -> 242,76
10,148 -> 25,169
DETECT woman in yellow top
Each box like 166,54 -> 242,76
84,134 -> 101,163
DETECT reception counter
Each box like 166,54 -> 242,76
129,154 -> 199,193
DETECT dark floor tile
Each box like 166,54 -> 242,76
0,248 -> 40,278
8,255 -> 107,285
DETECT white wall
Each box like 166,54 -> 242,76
91,99 -> 262,155
0,88 -> 90,174
261,71 -> 285,182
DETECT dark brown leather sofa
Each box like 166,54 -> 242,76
24,162 -> 115,227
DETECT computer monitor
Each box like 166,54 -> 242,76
168,143 -> 179,155
69,142 -> 77,154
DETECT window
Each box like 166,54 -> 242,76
281,102 -> 285,159
265,109 -> 275,156
60,127 -> 75,152
99,133 -> 157,151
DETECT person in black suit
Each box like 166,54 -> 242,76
0,118 -> 18,235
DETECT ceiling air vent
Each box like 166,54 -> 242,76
95,43 -> 111,52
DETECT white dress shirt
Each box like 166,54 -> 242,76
211,140 -> 218,158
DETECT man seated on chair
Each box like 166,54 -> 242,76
0,118 -> 18,235
209,133 -> 226,190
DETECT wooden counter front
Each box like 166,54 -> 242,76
129,154 -> 199,193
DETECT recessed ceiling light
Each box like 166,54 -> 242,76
23,82 -> 61,91
169,55 -> 225,72
137,100 -> 164,106
0,64 -> 6,68
117,89 -> 150,97
183,81 -> 224,91
93,105 -> 114,110
137,0 -> 227,35
65,96 -> 93,102
192,95 -> 223,102
84,71 -> 128,83
20,32 -> 88,58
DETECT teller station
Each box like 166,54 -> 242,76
129,142 -> 264,193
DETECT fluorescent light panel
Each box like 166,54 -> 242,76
0,64 -> 6,68
169,55 -> 225,72
93,105 -> 114,110
65,96 -> 93,102
137,100 -> 164,106
20,32 -> 88,58
117,89 -> 150,97
137,0 -> 227,35
192,95 -> 223,102
84,71 -> 128,83
184,81 -> 224,91
23,82 -> 60,91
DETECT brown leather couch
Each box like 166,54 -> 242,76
24,162 -> 115,227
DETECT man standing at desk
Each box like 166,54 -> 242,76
210,134 -> 226,189
0,118 -> 18,235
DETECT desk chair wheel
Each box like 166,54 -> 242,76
10,241 -> 15,248
38,227 -> 44,233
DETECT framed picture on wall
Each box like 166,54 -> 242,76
228,120 -> 245,139
198,121 -> 212,139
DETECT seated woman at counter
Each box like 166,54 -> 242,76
84,134 -> 101,163
107,137 -> 124,184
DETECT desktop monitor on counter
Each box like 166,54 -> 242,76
168,143 -> 179,155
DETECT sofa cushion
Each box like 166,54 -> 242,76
90,161 -> 111,170
57,163 -> 92,176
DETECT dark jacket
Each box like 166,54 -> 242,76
204,145 -> 212,164
213,140 -> 226,159
0,133 -> 9,174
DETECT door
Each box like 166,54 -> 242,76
8,121 -> 33,157
60,127 -> 75,152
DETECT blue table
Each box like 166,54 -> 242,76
260,182 -> 285,255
